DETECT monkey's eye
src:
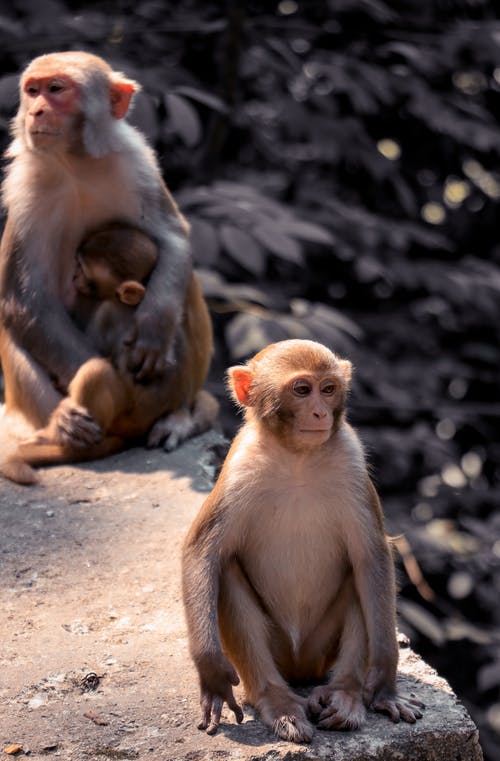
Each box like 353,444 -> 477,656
292,380 -> 311,396
321,382 -> 336,395
26,85 -> 39,96
49,83 -> 64,93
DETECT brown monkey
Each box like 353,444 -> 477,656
73,223 -> 158,303
3,225 -> 217,484
0,51 -> 197,450
182,339 -> 423,743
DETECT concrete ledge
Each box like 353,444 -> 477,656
0,431 -> 483,760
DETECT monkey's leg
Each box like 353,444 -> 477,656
0,329 -> 62,427
50,358 -> 128,447
219,560 -> 314,744
306,584 -> 367,731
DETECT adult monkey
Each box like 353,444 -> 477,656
3,224 -> 217,484
0,51 -> 207,450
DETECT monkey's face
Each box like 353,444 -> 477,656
21,74 -> 82,151
275,373 -> 340,451
73,256 -> 117,300
229,340 -> 352,452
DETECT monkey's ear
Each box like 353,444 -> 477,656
228,367 -> 254,406
338,359 -> 352,384
109,74 -> 140,119
117,281 -> 145,306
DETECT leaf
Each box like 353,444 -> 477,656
165,93 -> 202,147
83,710 -> 109,726
0,74 -> 19,112
253,222 -> 303,264
189,217 -> 219,267
220,225 -> 266,276
196,269 -> 271,306
478,660 -> 500,692
213,181 -> 262,200
226,313 -> 289,360
398,600 -> 446,645
277,219 -> 335,246
290,299 -> 363,340
173,86 -> 228,114
128,90 -> 160,144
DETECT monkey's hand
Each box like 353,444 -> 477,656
123,311 -> 175,382
196,651 -> 244,735
308,685 -> 366,730
52,398 -> 103,448
363,669 -> 425,724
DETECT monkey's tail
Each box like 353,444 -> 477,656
2,437 -> 126,485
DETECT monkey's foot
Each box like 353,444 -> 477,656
273,713 -> 314,743
308,685 -> 366,731
259,690 -> 313,743
53,398 -> 103,448
147,391 -> 218,452
371,691 -> 425,724
147,408 -> 196,451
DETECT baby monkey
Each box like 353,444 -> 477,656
3,225 -> 216,484
182,339 -> 423,742
72,224 -> 159,360
75,224 -> 156,305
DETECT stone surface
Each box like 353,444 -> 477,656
0,427 -> 483,760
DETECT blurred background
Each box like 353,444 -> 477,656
0,1 -> 499,757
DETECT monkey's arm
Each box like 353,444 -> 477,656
352,480 -> 424,722
0,224 -> 96,388
182,493 -> 244,734
124,191 -> 192,381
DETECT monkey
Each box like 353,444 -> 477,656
182,339 -> 424,743
2,224 -> 218,484
0,51 -> 202,452
73,223 -> 158,304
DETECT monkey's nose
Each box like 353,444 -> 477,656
313,409 -> 327,419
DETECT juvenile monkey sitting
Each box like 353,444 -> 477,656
182,339 -> 424,742
2,225 -> 217,484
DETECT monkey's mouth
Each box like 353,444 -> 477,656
300,428 -> 330,433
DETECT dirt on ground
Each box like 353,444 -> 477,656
0,422 -> 482,761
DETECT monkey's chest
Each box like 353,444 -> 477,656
237,485 -> 350,638
76,172 -> 141,229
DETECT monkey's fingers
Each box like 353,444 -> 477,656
196,694 -> 222,735
206,696 -> 223,735
56,403 -> 102,447
307,685 -> 331,717
197,693 -> 214,731
225,688 -> 244,724
371,696 -> 423,724
397,701 -> 423,722
409,697 -> 426,708
123,325 -> 167,381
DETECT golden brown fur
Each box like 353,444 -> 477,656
0,52 -> 216,481
3,225 -> 217,484
182,339 -> 423,742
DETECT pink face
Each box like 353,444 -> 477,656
22,74 -> 81,147
285,374 -> 338,448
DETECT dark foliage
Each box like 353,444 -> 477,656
0,1 -> 499,756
